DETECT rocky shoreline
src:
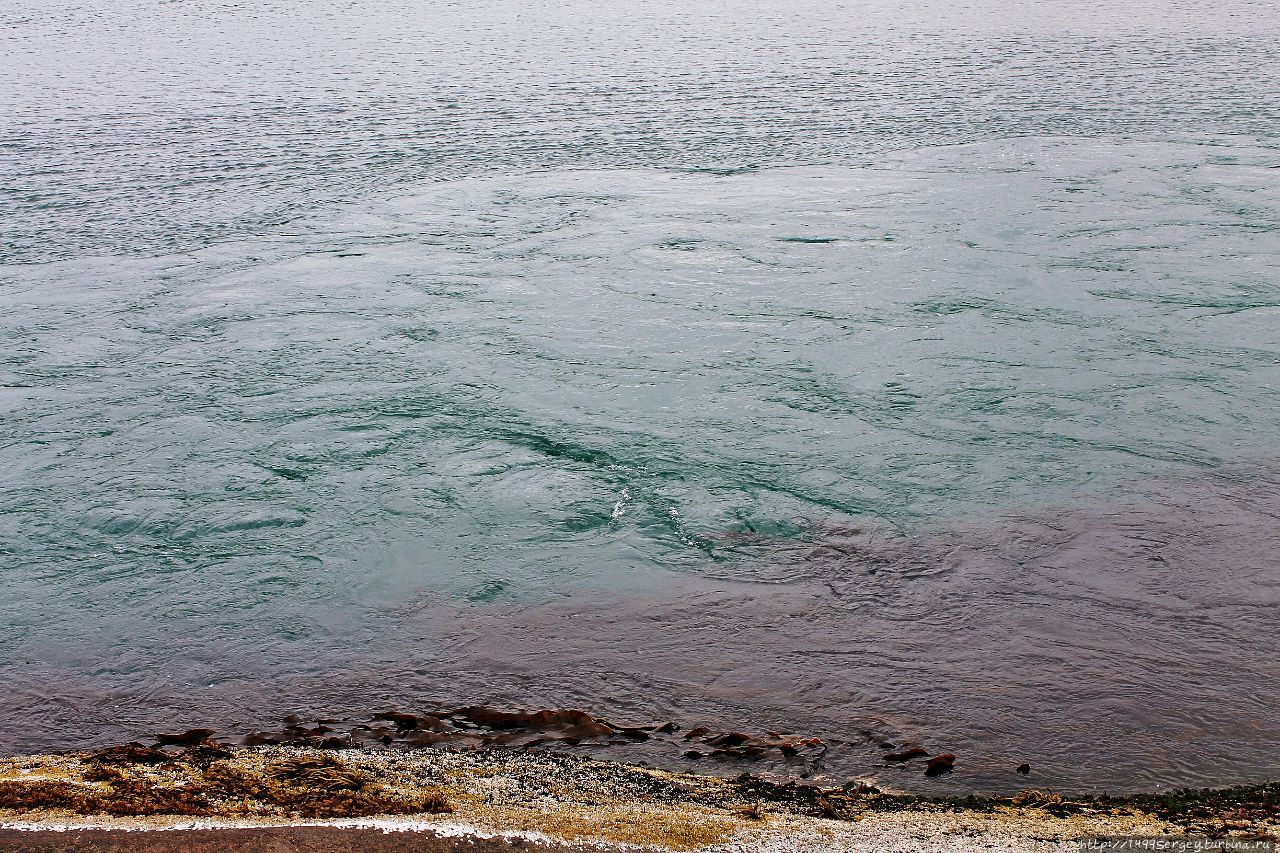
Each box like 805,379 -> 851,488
1,739 -> 1276,851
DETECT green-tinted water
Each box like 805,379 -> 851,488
2,0 -> 1278,792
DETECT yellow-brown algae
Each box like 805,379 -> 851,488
1,747 -> 1276,851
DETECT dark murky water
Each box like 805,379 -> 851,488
2,0 -> 1279,794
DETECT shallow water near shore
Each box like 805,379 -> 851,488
3,0 -> 1280,795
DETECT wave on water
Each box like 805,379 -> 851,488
4,464 -> 1279,794
1,131 -> 1278,794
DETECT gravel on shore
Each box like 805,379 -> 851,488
1,744 -> 1276,851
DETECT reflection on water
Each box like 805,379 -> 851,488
2,0 -> 1279,794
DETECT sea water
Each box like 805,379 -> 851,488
2,0 -> 1278,792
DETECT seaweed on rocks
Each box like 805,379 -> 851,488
0,744 -> 1276,844
0,748 -> 453,820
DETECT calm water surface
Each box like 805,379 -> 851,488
2,0 -> 1279,793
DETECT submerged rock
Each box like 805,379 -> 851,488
924,753 -> 956,777
153,729 -> 217,748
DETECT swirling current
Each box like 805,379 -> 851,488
1,0 -> 1279,794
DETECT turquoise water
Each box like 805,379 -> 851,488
2,0 -> 1279,792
